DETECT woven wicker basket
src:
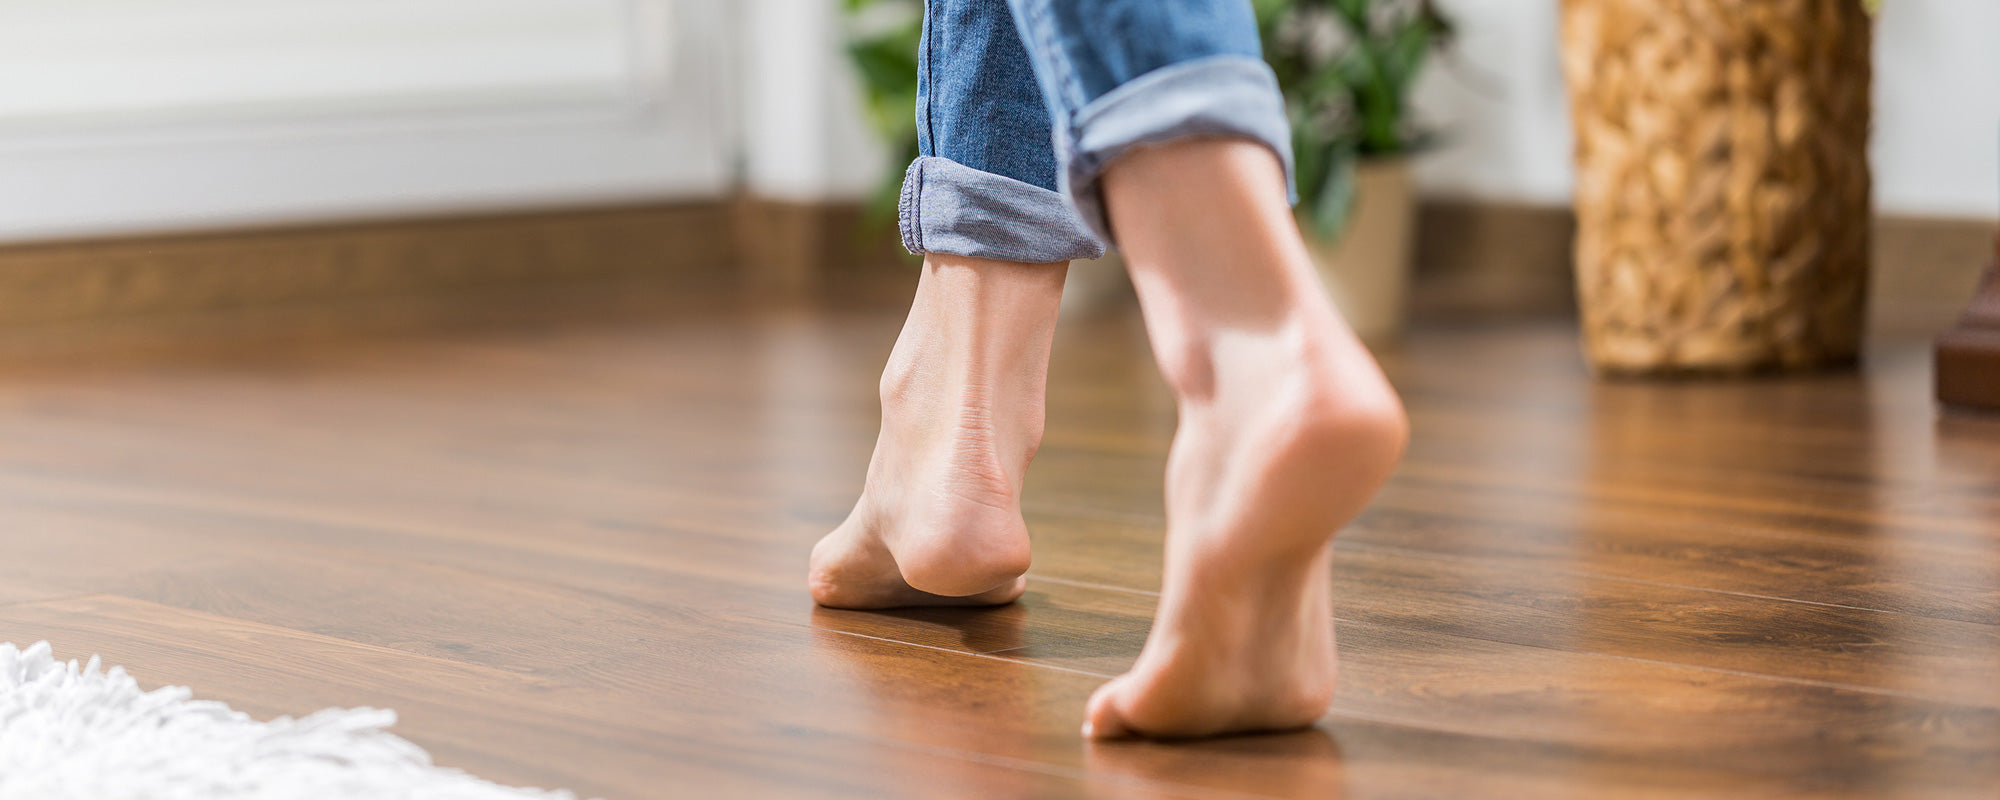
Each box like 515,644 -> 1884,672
1561,0 -> 1873,374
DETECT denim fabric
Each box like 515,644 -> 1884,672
914,0 -> 1059,196
901,0 -> 1294,262
905,0 -> 1104,262
900,156 -> 1104,262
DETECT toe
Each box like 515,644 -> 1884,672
1083,678 -> 1136,740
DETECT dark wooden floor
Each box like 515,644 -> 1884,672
1,295 -> 1996,799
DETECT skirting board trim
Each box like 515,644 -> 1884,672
1414,200 -> 1997,338
0,198 -> 1987,356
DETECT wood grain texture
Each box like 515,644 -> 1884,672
1936,255 -> 2000,412
0,297 -> 1996,798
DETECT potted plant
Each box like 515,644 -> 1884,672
1257,0 -> 1452,342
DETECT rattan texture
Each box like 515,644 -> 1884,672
1562,0 -> 1872,373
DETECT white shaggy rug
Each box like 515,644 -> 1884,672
1,641 -> 580,800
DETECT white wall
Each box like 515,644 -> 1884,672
736,0 -> 888,201
0,0 -> 734,244
4,0 -> 1987,247
1414,0 -> 2000,219
1406,0 -> 1573,207
1869,0 -> 2000,218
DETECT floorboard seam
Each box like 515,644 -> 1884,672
0,591 -> 100,611
1026,573 -> 2000,709
1333,539 -> 1998,624
1026,507 -> 2000,625
855,735 -> 1271,800
978,626 -> 1147,657
1397,466 -> 2000,539
793,622 -> 1121,678
3,593 -> 558,686
1028,574 -> 1161,596
1382,480 -> 2000,555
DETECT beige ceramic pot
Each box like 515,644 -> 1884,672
1303,158 -> 1416,343
1058,251 -> 1132,321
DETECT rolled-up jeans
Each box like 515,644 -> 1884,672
900,0 -> 1295,263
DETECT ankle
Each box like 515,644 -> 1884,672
1161,323 -> 1408,481
1273,337 -> 1409,484
921,253 -> 1069,302
875,350 -> 1047,471
882,254 -> 1067,402
915,256 -> 1068,356
1298,326 -> 1406,436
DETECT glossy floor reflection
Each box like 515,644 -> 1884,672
0,302 -> 1995,798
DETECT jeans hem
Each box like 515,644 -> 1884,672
897,155 -> 1106,263
1060,55 -> 1297,245
898,159 -> 925,255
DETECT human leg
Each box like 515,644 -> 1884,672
1000,0 -> 1409,737
1087,139 -> 1406,739
808,253 -> 1064,607
809,0 -> 1102,608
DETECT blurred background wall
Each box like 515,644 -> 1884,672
1412,0 -> 1999,218
0,0 -> 1992,339
0,0 -> 732,243
767,0 -> 2000,219
1,0 -> 1991,243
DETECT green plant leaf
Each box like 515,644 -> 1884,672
1250,0 -> 1291,27
1310,145 -> 1359,241
1293,121 -> 1329,211
1330,0 -> 1371,33
1381,17 -> 1433,93
839,0 -> 924,236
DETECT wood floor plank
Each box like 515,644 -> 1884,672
1331,544 -> 2000,707
0,508 -> 239,605
0,595 -> 1171,800
0,308 -> 1994,798
781,622 -> 1821,800
1017,512 -> 2000,708
1357,486 -> 2000,625
1035,323 -> 2000,552
0,582 -> 80,607
798,590 -> 1155,655
993,621 -> 1999,800
35,463 -> 1992,717
1022,439 -> 2000,556
33,502 -> 1986,798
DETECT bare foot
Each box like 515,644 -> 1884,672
1082,140 -> 1408,738
810,255 -> 1067,609
1083,336 -> 1404,737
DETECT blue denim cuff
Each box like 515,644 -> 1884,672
1061,55 -> 1297,245
898,156 -> 1106,263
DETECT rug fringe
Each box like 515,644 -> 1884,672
1,641 -> 585,800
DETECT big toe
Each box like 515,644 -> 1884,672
1083,677 -> 1138,740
